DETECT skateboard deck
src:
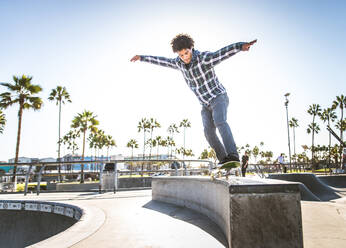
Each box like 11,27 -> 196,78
210,161 -> 240,180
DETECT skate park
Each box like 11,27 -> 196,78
0,160 -> 346,248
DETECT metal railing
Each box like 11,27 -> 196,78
0,159 -> 214,195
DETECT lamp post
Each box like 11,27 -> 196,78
284,93 -> 292,172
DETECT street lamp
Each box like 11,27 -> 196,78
284,93 -> 292,172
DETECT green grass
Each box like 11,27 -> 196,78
119,174 -> 150,178
16,182 -> 47,192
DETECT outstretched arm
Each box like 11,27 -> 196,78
130,55 -> 179,70
202,39 -> 257,66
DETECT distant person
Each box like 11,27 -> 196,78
241,151 -> 249,177
131,34 -> 257,168
278,153 -> 286,173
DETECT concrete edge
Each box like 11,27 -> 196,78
29,204 -> 106,248
0,200 -> 83,220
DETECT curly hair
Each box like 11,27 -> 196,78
170,34 -> 195,53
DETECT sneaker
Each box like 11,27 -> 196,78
216,154 -> 240,168
225,154 -> 240,163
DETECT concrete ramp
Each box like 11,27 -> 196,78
318,175 -> 346,188
0,200 -> 82,248
152,176 -> 303,248
267,173 -> 341,201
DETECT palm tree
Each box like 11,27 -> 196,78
148,118 -> 161,159
159,137 -> 168,157
60,130 -> 80,155
127,139 -> 139,159
252,146 -> 259,163
335,119 -> 346,132
167,123 -> 179,158
199,147 -> 217,164
137,118 -> 151,159
48,86 -> 72,181
332,95 -> 346,168
88,131 -> 99,161
320,108 -> 337,168
166,136 -> 176,158
71,110 -> 99,183
105,134 -> 116,159
307,104 -> 322,165
60,129 -> 80,173
307,123 -> 320,167
176,147 -> 194,159
127,139 -> 139,175
179,119 -> 191,160
0,75 -> 43,182
0,110 -> 6,134
154,136 -> 163,158
289,117 -> 299,161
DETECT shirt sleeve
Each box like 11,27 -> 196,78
140,55 -> 179,70
201,42 -> 246,67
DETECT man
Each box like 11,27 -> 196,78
278,153 -> 287,173
241,151 -> 249,177
131,34 -> 257,167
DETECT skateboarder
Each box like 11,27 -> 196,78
131,34 -> 257,168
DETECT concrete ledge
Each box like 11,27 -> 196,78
152,176 -> 303,248
56,182 -> 99,192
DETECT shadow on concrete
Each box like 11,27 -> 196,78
143,200 -> 228,248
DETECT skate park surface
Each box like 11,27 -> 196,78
0,174 -> 345,248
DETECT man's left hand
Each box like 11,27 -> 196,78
242,39 -> 257,51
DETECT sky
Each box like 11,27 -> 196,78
0,0 -> 345,162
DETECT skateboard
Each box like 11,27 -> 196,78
210,161 -> 240,180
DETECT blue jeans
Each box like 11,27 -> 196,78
201,93 -> 238,161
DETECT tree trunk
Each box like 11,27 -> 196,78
81,130 -> 86,183
12,103 -> 23,182
311,115 -> 315,170
131,147 -> 133,176
328,119 -> 331,171
340,109 -> 344,169
312,129 -> 315,170
183,128 -> 186,160
293,127 -> 296,160
58,100 -> 62,182
149,130 -> 153,160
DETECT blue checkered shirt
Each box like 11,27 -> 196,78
140,42 -> 245,105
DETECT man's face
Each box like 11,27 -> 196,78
177,48 -> 193,64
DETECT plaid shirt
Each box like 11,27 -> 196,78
140,42 -> 245,105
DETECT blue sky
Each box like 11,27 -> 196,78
0,0 -> 345,161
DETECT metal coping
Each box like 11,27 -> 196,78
0,200 -> 83,221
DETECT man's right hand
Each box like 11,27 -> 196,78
241,39 -> 257,51
130,55 -> 141,62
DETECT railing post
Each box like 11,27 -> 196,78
37,164 -> 46,196
114,162 -> 118,194
99,161 -> 103,194
208,161 -> 214,175
24,164 -> 33,196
